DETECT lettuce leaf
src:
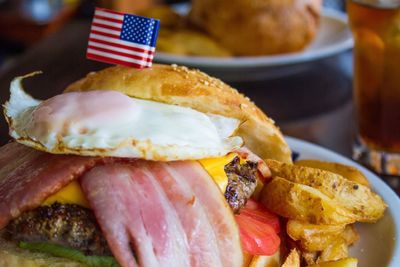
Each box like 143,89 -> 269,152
19,242 -> 119,267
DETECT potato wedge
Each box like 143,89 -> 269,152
287,220 -> 346,251
261,177 -> 356,225
295,160 -> 369,187
286,221 -> 359,252
317,239 -> 348,263
249,251 -> 280,267
341,225 -> 359,246
265,160 -> 386,222
307,258 -> 358,267
302,251 -> 318,265
281,249 -> 300,267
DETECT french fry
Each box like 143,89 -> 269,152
341,225 -> 359,246
265,160 -> 386,223
261,177 -> 356,225
249,251 -> 280,267
295,160 -> 369,187
286,220 -> 346,251
286,221 -> 359,252
302,251 -> 318,266
281,249 -> 300,267
317,239 -> 348,263
307,258 -> 358,267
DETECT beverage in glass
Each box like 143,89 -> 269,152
348,0 -> 400,174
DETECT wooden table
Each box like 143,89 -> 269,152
0,18 -> 398,193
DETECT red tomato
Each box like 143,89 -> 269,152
235,214 -> 280,256
240,200 -> 280,233
235,200 -> 281,256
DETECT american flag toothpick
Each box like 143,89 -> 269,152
86,7 -> 160,68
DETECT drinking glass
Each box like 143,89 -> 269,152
348,0 -> 400,175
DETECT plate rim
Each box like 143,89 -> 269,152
286,136 -> 400,267
154,7 -> 354,68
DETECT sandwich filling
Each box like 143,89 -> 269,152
2,152 -> 259,260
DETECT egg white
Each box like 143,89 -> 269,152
3,73 -> 243,161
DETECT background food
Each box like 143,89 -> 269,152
140,0 -> 322,57
138,6 -> 232,57
189,0 -> 322,56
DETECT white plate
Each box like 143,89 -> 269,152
287,136 -> 400,267
154,5 -> 353,82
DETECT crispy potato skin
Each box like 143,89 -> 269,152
341,225 -> 359,246
261,160 -> 380,266
295,160 -> 370,187
265,160 -> 386,223
318,240 -> 349,263
281,249 -> 300,267
261,177 -> 355,225
287,221 -> 359,252
287,221 -> 346,252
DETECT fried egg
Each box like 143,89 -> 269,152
4,73 -> 243,161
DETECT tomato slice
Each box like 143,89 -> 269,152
236,214 -> 280,256
240,200 -> 280,233
235,200 -> 281,256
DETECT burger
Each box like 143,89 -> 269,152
0,64 -> 292,267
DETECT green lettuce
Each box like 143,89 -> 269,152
19,242 -> 119,267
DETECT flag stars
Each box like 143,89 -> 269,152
119,14 -> 159,46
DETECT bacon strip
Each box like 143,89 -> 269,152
0,142 -> 110,229
141,161 -> 222,267
81,163 -> 190,267
81,165 -> 146,267
168,161 -> 243,267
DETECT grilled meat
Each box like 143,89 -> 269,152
4,157 -> 258,258
224,157 -> 258,213
4,202 -> 111,256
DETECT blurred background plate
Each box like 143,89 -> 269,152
155,5 -> 353,82
288,136 -> 400,267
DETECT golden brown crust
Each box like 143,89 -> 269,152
65,64 -> 292,163
189,0 -> 322,56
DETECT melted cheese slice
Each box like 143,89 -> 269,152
199,153 -> 238,193
42,180 -> 90,208
43,153 -> 241,207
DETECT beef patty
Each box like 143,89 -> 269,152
3,202 -> 111,256
224,157 -> 258,213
